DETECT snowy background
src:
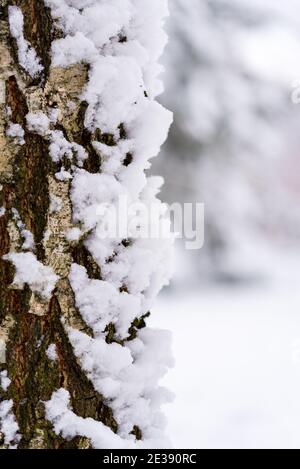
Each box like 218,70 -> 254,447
151,0 -> 300,449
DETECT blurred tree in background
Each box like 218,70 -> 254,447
153,0 -> 300,283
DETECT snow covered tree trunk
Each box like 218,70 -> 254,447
0,0 -> 173,449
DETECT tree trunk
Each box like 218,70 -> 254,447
0,0 -> 169,449
0,0 -> 173,450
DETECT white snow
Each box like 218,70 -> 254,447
51,32 -> 98,67
8,6 -> 43,78
66,324 -> 174,443
83,55 -> 147,134
21,231 -> 35,251
0,207 -> 6,218
0,400 -> 20,448
65,228 -> 82,242
46,0 -> 172,169
26,112 -> 50,136
71,169 -> 124,234
55,167 -> 73,181
69,262 -> 140,337
0,371 -> 11,392
152,252 -> 300,449
45,387 -> 170,449
45,388 -> 133,449
25,114 -> 88,166
46,344 -> 58,362
49,131 -> 73,163
3,252 -> 59,300
41,0 -> 173,447
6,123 -> 25,146
12,209 -> 35,251
49,131 -> 88,165
45,0 -> 133,64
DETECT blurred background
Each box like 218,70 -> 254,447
151,0 -> 300,449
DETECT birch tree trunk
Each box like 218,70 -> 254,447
0,0 -> 173,449
0,0 -> 173,450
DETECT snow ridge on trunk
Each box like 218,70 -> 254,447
45,0 -> 174,447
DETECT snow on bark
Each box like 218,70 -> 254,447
0,0 -> 173,449
6,122 -> 25,145
3,252 -> 59,300
25,111 -> 88,165
42,0 -> 174,447
11,209 -> 35,251
45,387 -> 170,449
0,400 -> 20,448
46,344 -> 57,362
8,6 -> 43,78
0,371 -> 11,392
45,388 -> 135,449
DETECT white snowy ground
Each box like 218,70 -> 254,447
151,250 -> 300,449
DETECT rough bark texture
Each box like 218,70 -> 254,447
0,0 -> 124,449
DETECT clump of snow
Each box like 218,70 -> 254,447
3,252 -> 59,300
21,231 -> 34,251
71,143 -> 88,166
0,371 -> 11,392
65,228 -> 82,242
26,112 -> 50,136
46,344 -> 58,362
71,169 -> 124,232
45,388 -> 170,449
67,326 -> 174,442
55,167 -> 73,181
25,114 -> 88,166
49,131 -> 73,163
83,55 -> 147,134
92,139 -> 132,175
45,0 -> 132,60
0,400 -> 20,448
51,32 -> 98,67
6,123 -> 25,145
12,208 -> 35,251
49,131 -> 88,165
8,6 -> 43,78
45,388 -> 132,449
0,207 -> 6,218
69,263 -> 140,337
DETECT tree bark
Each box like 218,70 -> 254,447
0,0 -> 121,449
